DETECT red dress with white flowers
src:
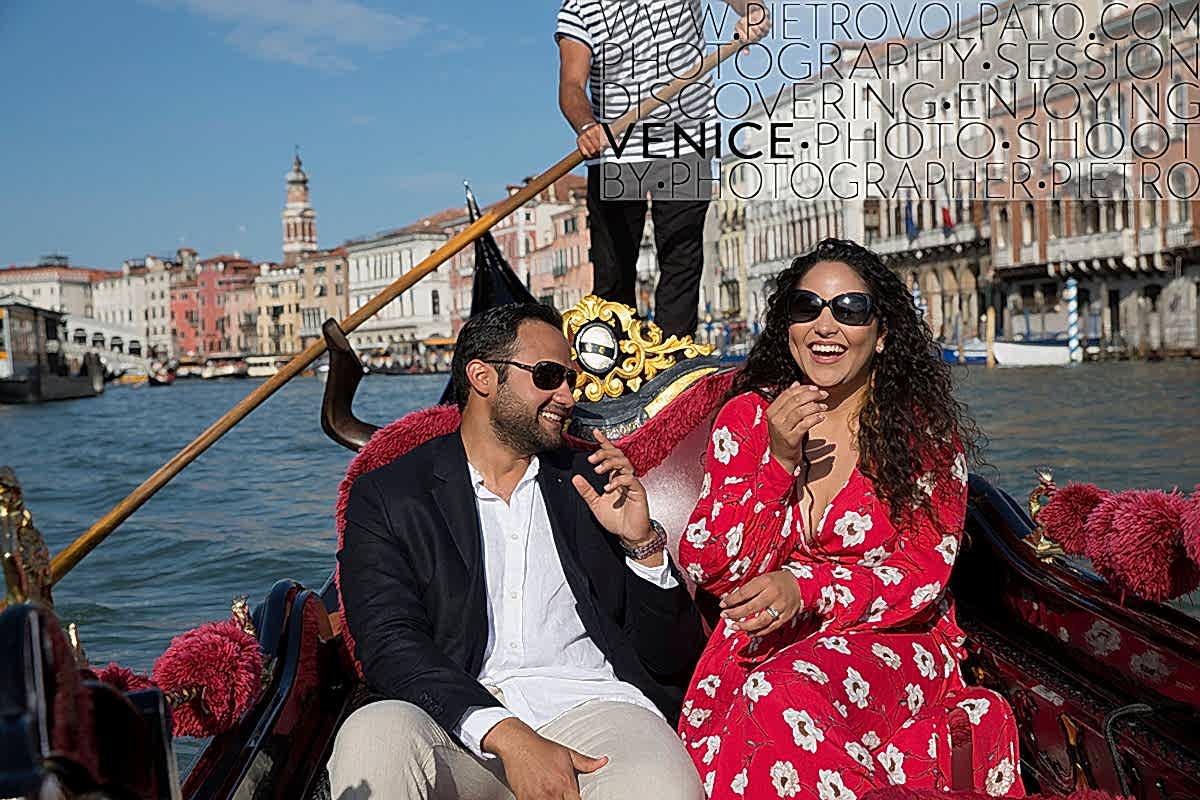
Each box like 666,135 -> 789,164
676,392 -> 1023,800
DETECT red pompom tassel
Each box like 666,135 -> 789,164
1182,485 -> 1200,567
1039,482 -> 1107,555
95,662 -> 155,693
1085,489 -> 1198,602
152,619 -> 263,737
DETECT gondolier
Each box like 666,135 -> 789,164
555,0 -> 769,338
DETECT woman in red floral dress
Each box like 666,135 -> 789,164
676,240 -> 1023,800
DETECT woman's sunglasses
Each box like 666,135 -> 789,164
486,359 -> 579,391
787,289 -> 876,326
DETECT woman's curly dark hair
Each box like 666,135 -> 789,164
729,238 -> 982,523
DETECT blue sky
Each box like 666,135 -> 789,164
0,0 -> 929,269
0,0 -> 587,268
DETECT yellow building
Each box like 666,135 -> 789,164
254,264 -> 302,356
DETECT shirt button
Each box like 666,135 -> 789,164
509,591 -> 518,599
510,533 -> 519,541
508,642 -> 519,650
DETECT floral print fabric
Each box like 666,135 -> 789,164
677,392 -> 1023,799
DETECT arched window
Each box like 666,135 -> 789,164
1050,200 -> 1063,239
1022,203 -> 1035,245
996,207 -> 1010,248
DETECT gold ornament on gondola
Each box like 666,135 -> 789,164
0,466 -> 53,611
562,295 -> 714,402
1027,467 -> 1066,563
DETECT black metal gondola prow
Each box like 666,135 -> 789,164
320,318 -> 379,452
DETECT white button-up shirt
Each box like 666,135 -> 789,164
455,456 -> 678,757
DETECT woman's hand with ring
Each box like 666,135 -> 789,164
719,570 -> 804,637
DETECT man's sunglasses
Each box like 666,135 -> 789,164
486,360 -> 579,391
787,289 -> 876,326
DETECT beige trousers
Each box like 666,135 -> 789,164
327,698 -> 703,800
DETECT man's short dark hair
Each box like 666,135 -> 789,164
450,302 -> 563,410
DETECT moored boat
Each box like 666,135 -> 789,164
245,355 -> 288,378
200,355 -> 249,380
0,297 -> 105,403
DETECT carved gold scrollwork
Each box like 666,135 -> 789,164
1027,467 -> 1066,563
232,594 -> 256,638
561,295 -> 714,402
1058,713 -> 1095,790
0,466 -> 53,611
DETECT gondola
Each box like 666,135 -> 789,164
4,188 -> 1198,799
3,42 -> 1198,800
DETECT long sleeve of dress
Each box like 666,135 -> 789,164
676,392 -> 799,596
788,447 -> 969,634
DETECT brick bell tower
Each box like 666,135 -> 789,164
282,147 -> 318,265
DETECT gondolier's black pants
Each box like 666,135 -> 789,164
587,159 -> 711,339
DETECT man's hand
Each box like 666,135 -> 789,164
766,383 -> 827,474
720,570 -> 805,636
572,429 -> 652,548
576,123 -> 608,159
734,3 -> 771,42
484,718 -> 608,800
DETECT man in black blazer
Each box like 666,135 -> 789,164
329,303 -> 706,800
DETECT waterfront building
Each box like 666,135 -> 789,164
529,204 -> 591,312
170,254 -> 256,356
255,263 -> 302,356
984,3 -> 1200,355
92,250 -> 193,359
296,247 -> 349,349
0,256 -> 116,318
225,282 -> 258,355
345,208 -> 460,357
282,150 -> 318,266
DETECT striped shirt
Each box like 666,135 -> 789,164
556,0 -> 717,163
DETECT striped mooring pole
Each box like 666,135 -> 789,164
1065,277 -> 1082,363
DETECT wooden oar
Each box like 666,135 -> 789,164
51,39 -> 745,584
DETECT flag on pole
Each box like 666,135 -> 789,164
904,196 -> 919,241
940,186 -> 954,236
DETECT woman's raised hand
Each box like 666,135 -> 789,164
719,570 -> 805,637
766,383 -> 828,474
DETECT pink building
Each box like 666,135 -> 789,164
171,255 -> 255,356
530,204 -> 592,312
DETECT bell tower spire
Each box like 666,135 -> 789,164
282,146 -> 317,265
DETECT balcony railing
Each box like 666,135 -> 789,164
992,247 -> 1012,268
1138,227 -> 1161,255
865,224 -> 979,256
1166,222 -> 1193,249
1019,242 -> 1040,265
1044,230 -> 1130,264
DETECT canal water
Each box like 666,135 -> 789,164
1,361 -> 1197,763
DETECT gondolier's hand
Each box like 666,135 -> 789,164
484,718 -> 607,800
576,120 -> 608,158
573,429 -> 653,549
720,570 -> 804,636
734,3 -> 771,43
767,382 -> 828,474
